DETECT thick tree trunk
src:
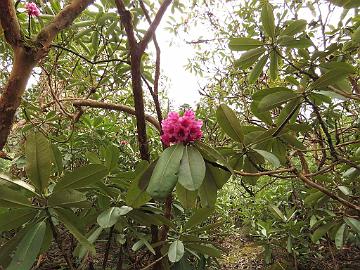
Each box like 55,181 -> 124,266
0,47 -> 36,149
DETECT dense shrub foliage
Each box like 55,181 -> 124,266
0,0 -> 359,269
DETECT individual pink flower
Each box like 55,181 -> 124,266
25,2 -> 40,17
161,109 -> 203,146
120,140 -> 128,145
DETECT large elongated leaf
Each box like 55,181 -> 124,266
54,164 -> 108,191
146,144 -> 185,198
311,222 -> 336,243
168,240 -> 185,263
257,88 -> 298,112
0,186 -> 33,208
278,36 -> 312,48
311,69 -> 354,90
229,37 -> 263,51
178,146 -> 206,191
253,149 -> 280,168
216,104 -> 244,143
0,173 -> 37,197
248,54 -> 268,84
344,217 -> 360,234
7,221 -> 46,270
54,208 -> 95,254
48,190 -> 90,208
234,47 -> 266,69
74,227 -> 103,259
187,243 -> 221,258
335,223 -> 346,249
25,133 -> 52,193
261,2 -> 275,38
0,209 -> 36,232
184,207 -> 214,230
269,50 -> 278,80
97,206 -> 133,228
281,19 -> 307,36
176,183 -> 197,209
126,161 -> 152,208
198,168 -> 218,208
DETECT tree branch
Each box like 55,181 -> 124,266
72,99 -> 161,131
139,0 -> 173,54
0,0 -> 22,47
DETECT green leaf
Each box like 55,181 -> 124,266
229,37 -> 263,51
338,186 -> 352,196
187,243 -> 221,257
256,88 -> 298,112
0,226 -> 28,267
176,183 -> 197,209
253,149 -> 280,168
51,144 -> 64,173
269,50 -> 278,80
311,222 -> 336,243
344,217 -> 360,234
311,69 -> 353,90
0,209 -> 36,232
168,240 -> 185,263
248,54 -> 268,84
126,161 -> 152,208
335,223 -> 346,249
54,164 -> 108,191
198,167 -> 218,208
48,190 -> 90,208
234,47 -> 266,69
352,26 -> 360,43
178,146 -> 206,191
104,144 -> 120,171
281,19 -> 307,36
0,173 -> 37,197
54,208 -> 95,254
25,132 -> 52,193
74,227 -> 103,259
278,36 -> 312,48
184,207 -> 214,230
146,144 -> 185,198
0,186 -> 33,208
261,2 -> 276,38
97,206 -> 133,228
7,221 -> 46,270
268,204 -> 286,221
329,0 -> 360,8
216,104 -> 244,143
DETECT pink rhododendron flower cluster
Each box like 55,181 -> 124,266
25,2 -> 40,17
161,110 -> 203,146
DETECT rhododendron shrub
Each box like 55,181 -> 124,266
161,110 -> 203,146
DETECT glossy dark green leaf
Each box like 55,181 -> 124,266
176,183 -> 197,209
0,173 -> 37,197
229,37 -> 263,51
187,243 -> 221,257
25,132 -> 52,193
311,69 -> 353,90
7,221 -> 46,270
168,240 -> 185,263
54,164 -> 108,191
51,144 -> 64,173
97,206 -> 132,228
0,186 -> 33,208
234,47 -> 266,69
216,104 -> 244,143
48,190 -> 90,208
0,209 -> 36,232
261,2 -> 275,38
278,36 -> 312,48
269,50 -> 278,80
184,207 -> 214,230
198,170 -> 218,208
178,146 -> 206,191
281,19 -> 307,36
256,88 -> 298,112
146,144 -> 185,198
311,222 -> 336,243
335,223 -> 346,249
344,217 -> 360,234
248,54 -> 268,84
54,208 -> 95,254
253,149 -> 280,168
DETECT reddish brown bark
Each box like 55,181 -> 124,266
0,0 -> 94,150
